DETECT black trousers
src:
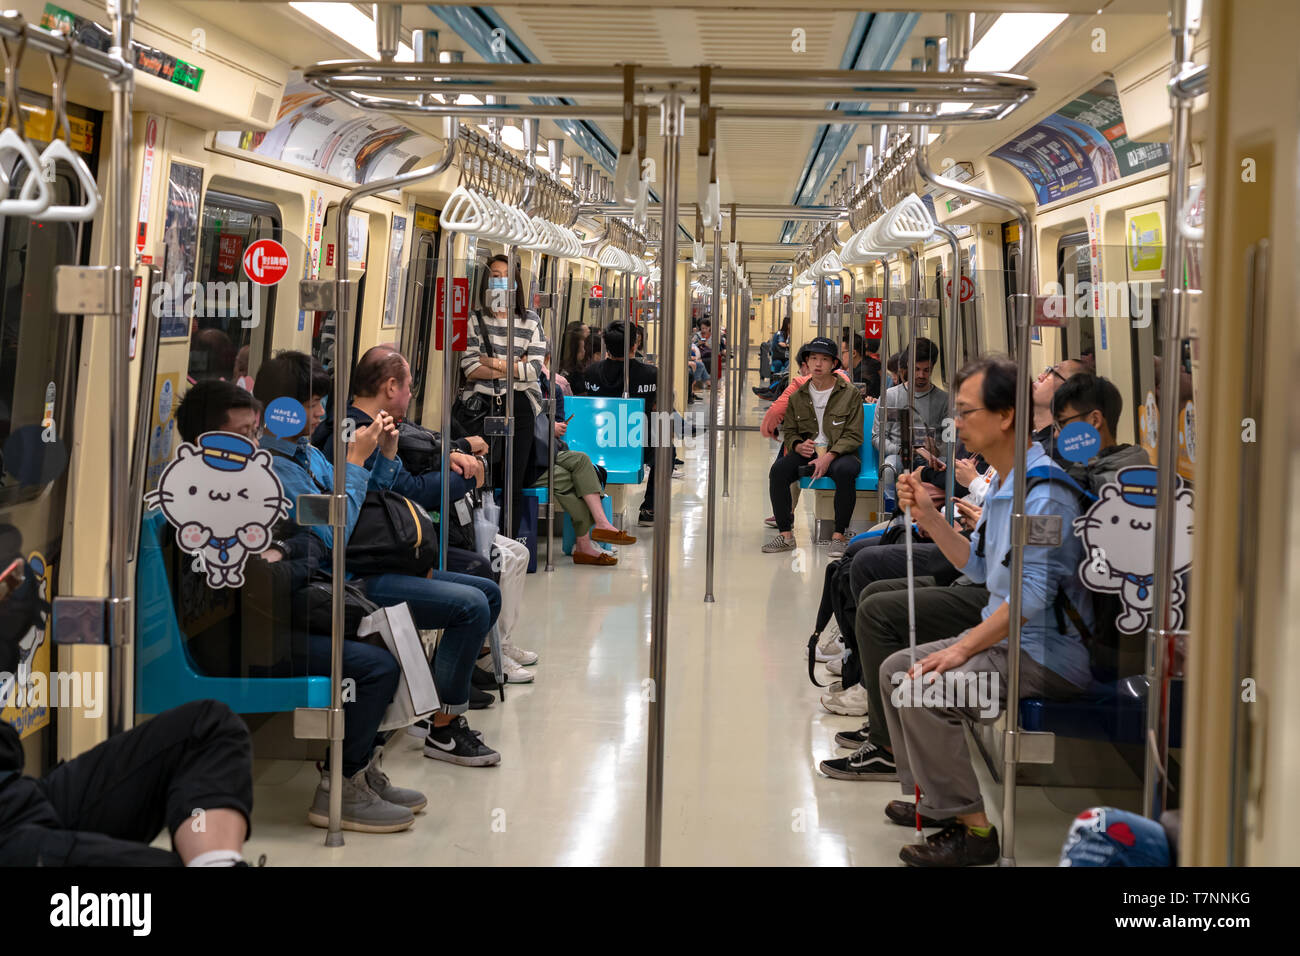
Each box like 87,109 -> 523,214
0,700 -> 253,866
855,578 -> 990,750
768,449 -> 861,535
848,541 -> 957,599
493,391 -> 538,539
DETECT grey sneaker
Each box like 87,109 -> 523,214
762,533 -> 796,553
365,747 -> 428,812
307,767 -> 414,833
827,536 -> 847,559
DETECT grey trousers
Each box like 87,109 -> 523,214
880,633 -> 1087,818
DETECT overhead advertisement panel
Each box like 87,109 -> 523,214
991,79 -> 1170,206
215,75 -> 436,186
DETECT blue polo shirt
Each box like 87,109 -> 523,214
963,442 -> 1093,688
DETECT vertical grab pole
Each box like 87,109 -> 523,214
622,269 -> 631,397
935,224 -> 962,524
1147,0 -> 1202,819
877,256 -> 892,518
504,242 -> 517,539
544,253 -> 563,572
645,88 -> 683,868
704,215 -> 722,602
915,127 -> 1034,867
722,264 -> 732,498
107,0 -> 137,737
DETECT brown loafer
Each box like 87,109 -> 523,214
573,551 -> 618,566
591,528 -> 637,545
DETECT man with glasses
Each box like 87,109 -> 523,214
1032,359 -> 1087,462
880,355 -> 1094,867
1051,373 -> 1150,492
872,338 -> 947,499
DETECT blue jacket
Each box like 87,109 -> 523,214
962,442 -> 1093,688
262,433 -> 397,552
313,405 -> 475,514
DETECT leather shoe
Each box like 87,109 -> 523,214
884,799 -> 956,829
592,527 -> 637,545
573,551 -> 618,566
899,823 -> 999,867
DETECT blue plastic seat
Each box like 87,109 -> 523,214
136,510 -> 330,715
564,396 -> 647,485
799,402 -> 878,491
523,485 -> 548,505
1019,676 -> 1183,748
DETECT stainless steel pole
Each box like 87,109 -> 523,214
544,256 -> 561,572
503,243 -> 516,539
107,0 -> 136,737
704,218 -> 722,602
645,90 -> 682,868
877,257 -> 892,518
622,269 -> 631,397
1146,0 -> 1202,819
439,234 -> 455,580
722,268 -> 732,498
936,224 -> 962,524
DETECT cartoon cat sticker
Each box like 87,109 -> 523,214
144,432 -> 290,589
1072,465 -> 1194,634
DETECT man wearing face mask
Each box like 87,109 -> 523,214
460,255 -> 549,539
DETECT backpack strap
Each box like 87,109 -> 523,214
268,447 -> 329,494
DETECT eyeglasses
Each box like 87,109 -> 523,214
1042,365 -> 1068,385
1053,411 -> 1087,434
953,406 -> 986,421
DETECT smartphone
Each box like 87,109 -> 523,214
0,557 -> 25,604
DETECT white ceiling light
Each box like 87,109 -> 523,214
290,3 -> 413,61
939,13 -> 1068,116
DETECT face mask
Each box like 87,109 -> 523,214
489,277 -> 510,291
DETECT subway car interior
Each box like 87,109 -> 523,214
0,0 -> 1296,879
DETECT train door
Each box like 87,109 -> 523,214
1057,230 -> 1096,363
958,244 -> 982,363
0,100 -> 102,771
191,193 -> 281,391
1001,221 -> 1022,358
400,206 -> 440,424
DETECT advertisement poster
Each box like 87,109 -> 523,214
1125,200 -> 1166,279
992,79 -> 1170,206
347,213 -> 368,268
382,214 -> 407,329
146,372 -> 180,491
215,233 -> 245,276
215,74 -> 437,185
159,160 -> 204,338
0,551 -> 52,739
299,189 -> 324,332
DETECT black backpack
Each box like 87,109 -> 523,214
347,490 -> 439,577
971,464 -> 1135,682
396,421 -> 444,477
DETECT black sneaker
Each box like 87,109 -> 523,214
423,716 -> 501,767
820,742 -> 899,781
899,823 -> 999,867
884,799 -> 956,829
638,509 -> 655,527
407,718 -> 482,740
834,721 -> 871,749
469,686 -> 495,709
471,665 -> 501,691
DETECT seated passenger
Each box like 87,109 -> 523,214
253,352 -> 505,770
872,337 -> 948,498
763,337 -> 864,559
535,363 -> 636,566
313,345 -> 538,681
175,378 -> 425,832
1031,358 -> 1088,463
1051,372 -> 1151,492
580,321 -> 664,528
558,319 -> 591,396
841,332 -> 882,398
881,356 -> 1093,867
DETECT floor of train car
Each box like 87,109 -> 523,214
209,361 -> 1137,866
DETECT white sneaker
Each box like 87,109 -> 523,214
500,653 -> 535,684
501,637 -> 539,666
820,683 -> 869,716
815,625 -> 843,662
827,656 -> 843,677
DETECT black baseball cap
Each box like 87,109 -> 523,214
804,337 -> 841,364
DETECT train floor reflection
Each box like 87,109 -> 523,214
219,383 -> 1133,866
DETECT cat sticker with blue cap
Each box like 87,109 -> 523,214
144,431 -> 291,588
1072,465 -> 1194,634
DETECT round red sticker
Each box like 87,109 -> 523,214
242,239 -> 291,286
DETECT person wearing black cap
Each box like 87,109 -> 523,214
763,337 -> 863,557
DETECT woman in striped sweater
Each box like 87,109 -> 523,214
461,255 -> 549,537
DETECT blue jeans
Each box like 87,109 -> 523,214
362,571 -> 502,714
301,635 -> 399,777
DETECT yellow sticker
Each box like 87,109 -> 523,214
0,551 -> 53,739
